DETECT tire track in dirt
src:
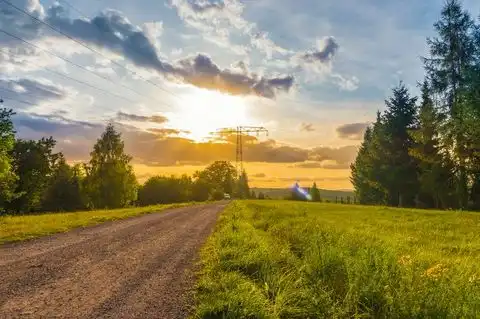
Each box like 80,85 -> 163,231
0,203 -> 226,319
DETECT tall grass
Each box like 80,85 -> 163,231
194,201 -> 480,318
0,203 -> 194,244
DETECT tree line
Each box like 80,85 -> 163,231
351,0 -> 480,210
0,111 -> 251,215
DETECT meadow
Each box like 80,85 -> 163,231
0,203 -> 193,244
194,201 -> 480,318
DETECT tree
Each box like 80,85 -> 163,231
83,124 -> 137,209
195,161 -> 236,195
0,108 -> 17,212
9,137 -> 60,213
423,0 -> 477,208
381,83 -> 419,207
191,177 -> 212,202
234,170 -> 250,199
250,190 -> 257,199
138,175 -> 192,205
42,156 -> 85,212
409,81 -> 456,208
351,114 -> 388,205
309,182 -> 321,202
257,192 -> 265,200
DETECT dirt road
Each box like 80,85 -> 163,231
0,203 -> 227,319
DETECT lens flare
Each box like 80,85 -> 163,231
292,182 -> 312,201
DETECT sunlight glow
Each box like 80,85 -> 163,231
169,88 -> 251,141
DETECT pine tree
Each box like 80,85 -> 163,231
84,124 -> 138,209
309,182 -> 321,202
382,83 -> 419,207
409,81 -> 456,208
423,0 -> 477,208
235,170 -> 250,199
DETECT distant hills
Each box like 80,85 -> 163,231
251,187 -> 355,202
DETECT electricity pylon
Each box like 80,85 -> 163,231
215,126 -> 269,175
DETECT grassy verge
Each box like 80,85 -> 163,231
0,203 -> 195,244
194,200 -> 480,318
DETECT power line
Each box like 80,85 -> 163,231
0,47 -> 152,105
0,29 -> 142,104
0,0 -> 186,105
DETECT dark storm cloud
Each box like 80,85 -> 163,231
0,78 -> 68,108
336,122 -> 370,140
116,111 -> 168,124
302,37 -> 339,64
300,122 -> 315,132
0,1 -> 293,98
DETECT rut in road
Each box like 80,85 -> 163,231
0,203 -> 227,319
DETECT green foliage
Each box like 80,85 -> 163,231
138,175 -> 192,205
9,137 -> 61,213
234,170 -> 250,199
195,201 -> 480,318
353,1 -> 480,211
309,182 -> 321,202
0,108 -> 17,212
42,157 -> 85,212
195,161 -> 236,196
83,124 -> 138,209
423,0 -> 479,209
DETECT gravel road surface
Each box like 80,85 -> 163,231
0,203 -> 227,319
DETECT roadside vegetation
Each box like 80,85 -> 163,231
0,203 -> 194,244
194,201 -> 480,318
0,111 -> 251,216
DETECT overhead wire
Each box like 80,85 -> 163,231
0,0 -> 186,105
0,46 -> 150,105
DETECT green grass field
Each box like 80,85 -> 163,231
194,201 -> 480,318
0,203 -> 193,244
251,188 -> 355,202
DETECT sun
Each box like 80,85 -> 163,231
169,88 -> 251,141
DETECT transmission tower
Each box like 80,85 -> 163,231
215,126 -> 269,175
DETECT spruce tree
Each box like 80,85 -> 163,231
409,81 -> 456,208
309,182 -> 321,202
423,0 -> 477,208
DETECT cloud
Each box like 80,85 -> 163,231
0,77 -> 68,109
331,74 -> 360,91
116,111 -> 168,124
336,122 -> 370,140
291,160 -> 351,170
292,36 -> 340,77
302,37 -> 339,64
174,53 -> 294,98
309,145 -> 359,166
300,122 -> 315,132
0,2 -> 293,99
252,173 -> 267,178
168,0 -> 290,59
147,128 -> 189,136
11,112 -> 360,167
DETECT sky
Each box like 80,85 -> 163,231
1,0 -> 479,190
